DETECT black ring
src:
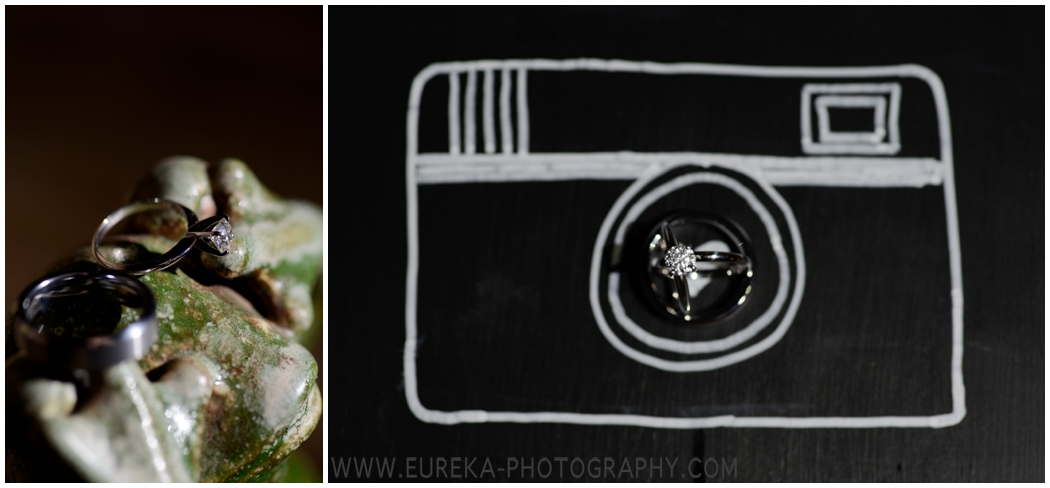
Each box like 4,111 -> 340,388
14,270 -> 158,371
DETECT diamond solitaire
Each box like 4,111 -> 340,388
206,218 -> 234,254
664,244 -> 696,277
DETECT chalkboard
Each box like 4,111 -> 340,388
332,7 -> 1043,481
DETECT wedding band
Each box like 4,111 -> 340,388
14,271 -> 158,371
92,198 -> 234,275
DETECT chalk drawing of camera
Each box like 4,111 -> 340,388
405,59 -> 964,429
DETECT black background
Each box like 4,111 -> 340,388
333,7 -> 1043,481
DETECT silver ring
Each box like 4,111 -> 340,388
92,198 -> 234,275
14,271 -> 158,371
659,221 -> 751,316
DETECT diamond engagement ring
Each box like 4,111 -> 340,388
14,270 -> 158,371
659,221 -> 750,316
92,198 -> 234,275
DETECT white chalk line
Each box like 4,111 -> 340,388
464,70 -> 477,155
413,153 -> 944,187
815,95 -> 887,144
605,171 -> 793,358
398,411 -> 964,428
887,83 -> 903,156
925,70 -> 966,426
412,59 -> 950,80
500,68 -> 513,154
404,60 -> 964,428
483,69 -> 495,154
517,68 -> 529,155
447,72 -> 460,155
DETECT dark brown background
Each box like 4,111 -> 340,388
6,6 -> 324,479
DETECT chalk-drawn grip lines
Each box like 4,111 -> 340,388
446,68 -> 529,156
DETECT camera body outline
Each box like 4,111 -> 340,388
405,59 -> 964,429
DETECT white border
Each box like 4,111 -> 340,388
404,59 -> 964,428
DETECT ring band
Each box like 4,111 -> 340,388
660,222 -> 751,315
659,249 -> 751,278
14,271 -> 158,371
92,198 -> 234,275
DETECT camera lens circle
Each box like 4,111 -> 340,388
589,164 -> 805,371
